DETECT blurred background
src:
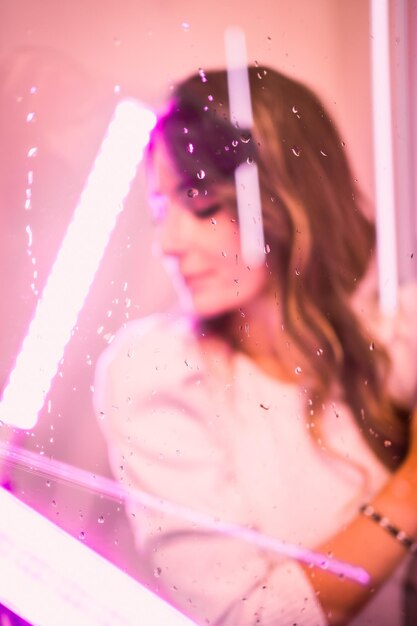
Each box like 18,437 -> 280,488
0,0 -> 416,580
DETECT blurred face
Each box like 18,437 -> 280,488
148,138 -> 270,319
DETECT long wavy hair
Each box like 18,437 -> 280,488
150,66 -> 409,470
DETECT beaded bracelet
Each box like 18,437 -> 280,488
360,504 -> 417,554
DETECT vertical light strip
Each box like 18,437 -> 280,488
224,26 -> 265,267
370,0 -> 398,313
0,100 -> 156,430
391,0 -> 416,284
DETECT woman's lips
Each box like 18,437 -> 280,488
182,272 -> 212,288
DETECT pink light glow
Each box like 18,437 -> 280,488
224,26 -> 265,267
0,100 -> 156,430
0,442 -> 371,586
0,487 -> 197,626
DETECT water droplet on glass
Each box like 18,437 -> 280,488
114,84 -> 121,94
104,333 -> 115,344
369,342 -> 375,351
26,112 -> 35,122
187,188 -> 199,198
320,150 -> 328,157
198,68 -> 207,83
211,217 -> 217,225
181,21 -> 190,31
27,147 -> 38,158
187,142 -> 194,153
294,366 -> 302,375
291,146 -> 301,157
384,439 -> 392,447
197,169 -> 205,180
25,225 -> 33,247
292,105 -> 298,114
240,133 -> 251,144
246,156 -> 254,164
79,531 -> 86,540
295,268 -> 300,276
153,567 -> 162,578
232,139 -> 239,148
316,348 -> 324,356
208,94 -> 214,102
98,515 -> 105,524
264,243 -> 271,254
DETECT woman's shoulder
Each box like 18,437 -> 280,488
111,313 -> 194,349
95,313 -> 201,383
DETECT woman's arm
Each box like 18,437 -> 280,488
304,408 -> 417,625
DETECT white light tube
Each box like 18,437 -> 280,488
0,100 -> 156,429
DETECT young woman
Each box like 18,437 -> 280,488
94,67 -> 417,625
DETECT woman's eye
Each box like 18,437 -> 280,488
194,204 -> 222,219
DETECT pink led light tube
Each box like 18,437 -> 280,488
0,100 -> 156,430
0,486 -> 197,626
0,442 -> 370,586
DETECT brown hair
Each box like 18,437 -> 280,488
151,66 -> 408,470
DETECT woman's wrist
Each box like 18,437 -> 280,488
359,503 -> 417,553
370,460 -> 417,541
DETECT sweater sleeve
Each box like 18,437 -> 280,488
93,315 -> 328,626
375,281 -> 417,406
353,278 -> 417,407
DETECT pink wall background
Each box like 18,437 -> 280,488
0,0 -> 376,577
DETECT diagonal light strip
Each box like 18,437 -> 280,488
0,100 -> 156,429
0,486 -> 197,626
